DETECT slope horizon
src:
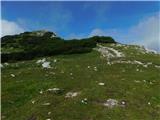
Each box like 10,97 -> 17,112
1,29 -> 159,53
1,1 -> 159,52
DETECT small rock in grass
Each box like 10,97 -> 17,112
143,80 -> 146,83
143,64 -> 148,68
54,59 -> 57,63
120,100 -> 127,107
42,103 -> 51,106
107,62 -> 111,65
10,74 -> 15,77
121,101 -> 126,105
36,58 -> 46,63
39,90 -> 43,94
42,62 -> 51,69
31,100 -> 35,104
87,66 -> 90,69
48,112 -> 51,115
98,82 -> 105,86
46,118 -> 51,120
47,88 -> 63,94
155,65 -> 160,69
134,80 -> 140,83
148,102 -> 151,105
47,88 -> 60,91
65,92 -> 80,98
81,98 -> 88,104
4,62 -> 9,66
70,73 -> 73,75
103,99 -> 118,108
149,82 -> 153,85
94,67 -> 97,71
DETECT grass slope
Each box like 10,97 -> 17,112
1,44 -> 160,120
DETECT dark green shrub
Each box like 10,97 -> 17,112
1,31 -> 115,62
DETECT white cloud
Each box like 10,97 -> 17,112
88,12 -> 160,52
89,29 -> 106,36
130,12 -> 160,51
1,19 -> 24,37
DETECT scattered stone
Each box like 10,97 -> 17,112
120,100 -> 127,107
103,99 -> 118,108
94,67 -> 97,71
134,80 -> 140,83
47,88 -> 60,91
42,103 -> 51,106
10,74 -> 15,77
107,61 -> 111,65
48,112 -> 51,115
47,88 -> 63,94
155,65 -> 160,69
31,100 -> 35,104
144,47 -> 158,54
134,60 -> 143,65
143,64 -> 148,68
149,82 -> 153,85
121,101 -> 126,105
65,92 -> 80,98
70,73 -> 73,75
36,58 -> 51,69
36,58 -> 46,63
148,102 -> 151,105
96,44 -> 125,61
46,118 -> 51,120
81,98 -> 88,104
4,63 -> 9,66
111,59 -> 151,68
54,59 -> 57,63
143,80 -> 146,83
98,82 -> 105,86
87,66 -> 90,69
42,62 -> 51,68
39,90 -> 43,94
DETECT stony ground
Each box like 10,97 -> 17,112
1,43 -> 160,120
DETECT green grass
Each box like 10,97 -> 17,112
2,44 -> 160,120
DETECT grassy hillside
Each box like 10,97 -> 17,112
1,43 -> 160,120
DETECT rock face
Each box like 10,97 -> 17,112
32,30 -> 56,37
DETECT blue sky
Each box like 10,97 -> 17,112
1,1 -> 160,51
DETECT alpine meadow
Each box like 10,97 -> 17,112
1,1 -> 160,120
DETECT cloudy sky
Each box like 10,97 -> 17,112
1,1 -> 160,51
